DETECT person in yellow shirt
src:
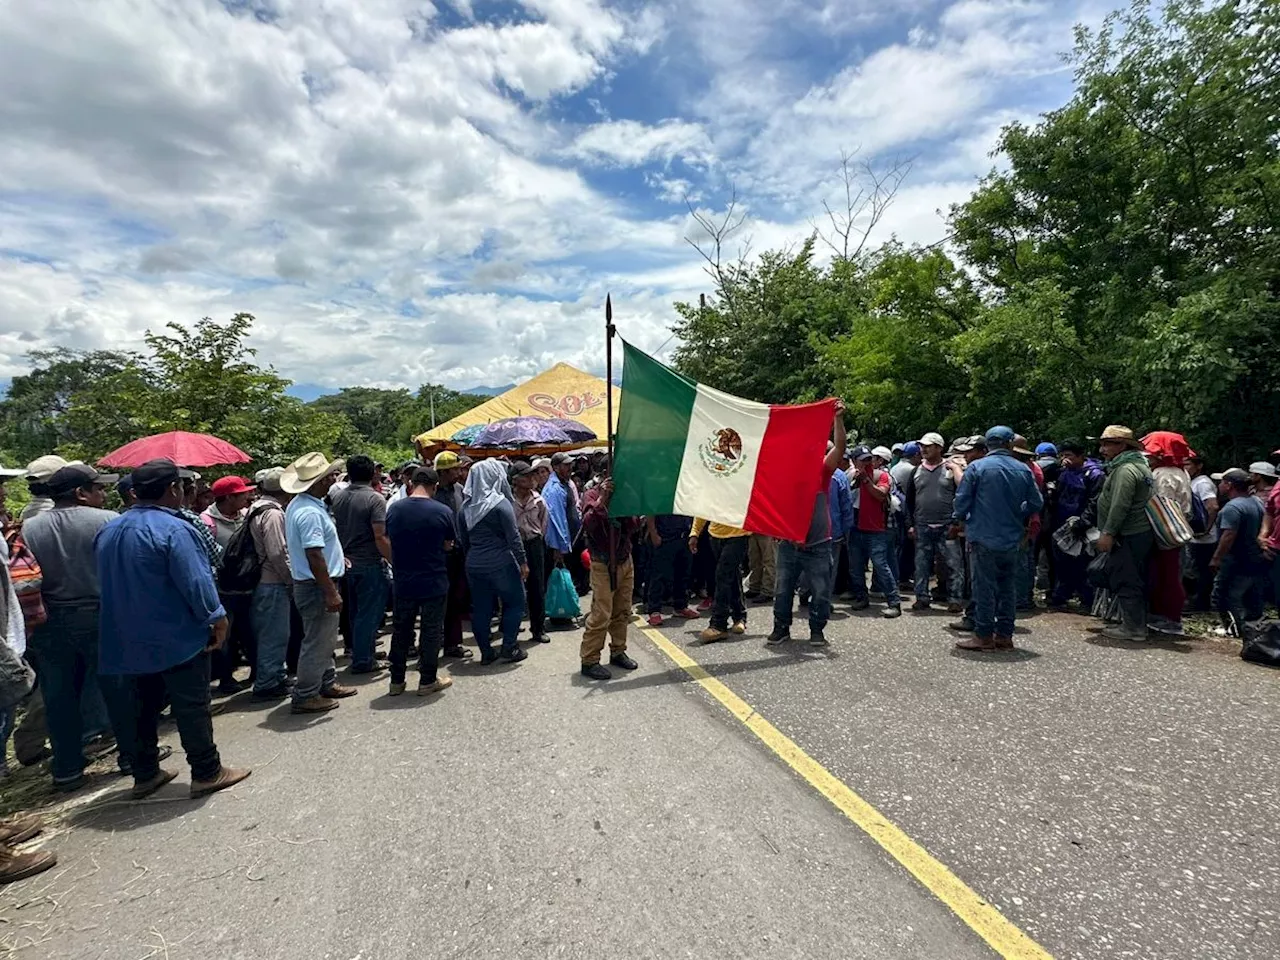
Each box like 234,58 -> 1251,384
689,519 -> 750,642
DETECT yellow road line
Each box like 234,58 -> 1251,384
638,622 -> 1054,960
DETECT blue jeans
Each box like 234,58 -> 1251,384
970,542 -> 1019,639
468,563 -> 526,658
774,540 -> 834,632
27,603 -> 134,784
850,531 -> 900,606
1016,543 -> 1035,608
914,525 -> 963,603
252,582 -> 292,692
347,563 -> 389,670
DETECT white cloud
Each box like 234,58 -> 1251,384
570,119 -> 713,168
0,0 -> 1101,393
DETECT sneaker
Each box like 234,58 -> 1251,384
675,607 -> 700,619
322,683 -> 358,699
0,816 -> 42,846
911,599 -> 931,612
765,628 -> 790,646
530,633 -> 552,644
581,663 -> 612,681
609,652 -> 638,670
730,621 -> 746,635
131,768 -> 178,800
1101,624 -> 1149,642
190,766 -> 252,799
418,675 -> 454,695
808,630 -> 829,647
882,605 -> 902,619
291,696 -> 339,714
388,682 -> 406,696
0,845 -> 57,886
699,626 -> 729,643
647,613 -> 664,627
251,683 -> 292,701
501,647 -> 529,663
698,598 -> 713,611
949,617 -> 975,633
849,599 -> 869,611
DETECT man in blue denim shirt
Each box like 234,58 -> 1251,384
949,427 -> 1043,652
96,459 -> 251,800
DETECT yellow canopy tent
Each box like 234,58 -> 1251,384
415,363 -> 620,457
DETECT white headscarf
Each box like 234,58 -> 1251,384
461,459 -> 513,531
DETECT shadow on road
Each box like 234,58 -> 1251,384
1083,629 -> 1194,653
70,787 -> 211,832
948,647 -> 1042,663
572,654 -> 818,695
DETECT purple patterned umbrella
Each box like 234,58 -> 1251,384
544,418 -> 597,442
470,417 -> 574,448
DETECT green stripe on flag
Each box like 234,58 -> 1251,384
610,342 -> 697,517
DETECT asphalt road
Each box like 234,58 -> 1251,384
2,599 -> 1277,960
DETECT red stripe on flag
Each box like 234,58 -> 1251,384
743,399 -> 839,542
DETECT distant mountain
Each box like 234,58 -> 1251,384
463,383 -> 515,397
287,382 -> 338,402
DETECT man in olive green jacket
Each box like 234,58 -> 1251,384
1094,425 -> 1154,639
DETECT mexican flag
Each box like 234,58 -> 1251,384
610,342 -> 837,542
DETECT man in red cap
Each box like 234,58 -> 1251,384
201,476 -> 256,695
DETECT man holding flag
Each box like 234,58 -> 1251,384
610,341 -> 845,645
767,401 -> 846,647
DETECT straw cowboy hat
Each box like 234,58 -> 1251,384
1091,425 -> 1143,449
281,453 -> 345,494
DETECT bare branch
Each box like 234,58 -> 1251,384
684,186 -> 750,321
811,151 -> 914,260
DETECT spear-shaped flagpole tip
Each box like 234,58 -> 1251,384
606,293 -> 612,323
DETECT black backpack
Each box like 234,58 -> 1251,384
217,501 -> 271,593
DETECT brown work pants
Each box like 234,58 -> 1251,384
580,560 -> 634,666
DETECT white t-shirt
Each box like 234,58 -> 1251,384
1190,473 -> 1218,544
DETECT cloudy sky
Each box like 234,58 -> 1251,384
0,0 -> 1110,393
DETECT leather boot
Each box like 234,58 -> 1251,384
0,844 -> 57,885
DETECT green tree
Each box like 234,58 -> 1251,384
309,387 -> 417,447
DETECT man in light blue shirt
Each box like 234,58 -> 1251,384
950,426 -> 1043,652
282,454 -> 355,714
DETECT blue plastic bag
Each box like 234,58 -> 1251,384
545,566 -> 580,619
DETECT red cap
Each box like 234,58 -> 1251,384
211,476 -> 255,498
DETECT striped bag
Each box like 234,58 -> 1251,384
5,531 -> 47,634
1145,495 -> 1194,548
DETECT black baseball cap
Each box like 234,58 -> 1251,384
131,458 -> 182,490
509,461 -> 535,479
850,444 -> 873,461
46,464 -> 119,497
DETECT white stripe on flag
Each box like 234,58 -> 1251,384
672,383 -> 769,526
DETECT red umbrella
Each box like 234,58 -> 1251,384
98,431 -> 252,468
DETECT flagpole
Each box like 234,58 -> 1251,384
605,293 -> 616,590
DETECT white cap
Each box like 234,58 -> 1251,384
531,458 -> 552,471
1248,461 -> 1278,478
871,445 -> 893,461
25,455 -> 76,481
918,432 -> 945,448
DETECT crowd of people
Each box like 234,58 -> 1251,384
1,413 -> 1278,884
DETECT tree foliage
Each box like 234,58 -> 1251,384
0,314 -> 491,471
671,0 -> 1280,464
